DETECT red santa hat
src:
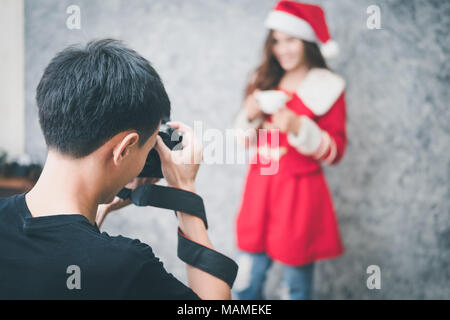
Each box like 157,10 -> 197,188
265,1 -> 339,58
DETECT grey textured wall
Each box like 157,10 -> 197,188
24,0 -> 449,299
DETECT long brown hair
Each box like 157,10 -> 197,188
245,30 -> 329,97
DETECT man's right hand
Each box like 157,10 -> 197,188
154,122 -> 231,299
154,121 -> 203,192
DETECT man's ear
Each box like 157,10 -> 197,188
112,132 -> 140,166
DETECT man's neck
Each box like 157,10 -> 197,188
25,152 -> 101,225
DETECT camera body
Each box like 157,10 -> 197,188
138,121 -> 183,178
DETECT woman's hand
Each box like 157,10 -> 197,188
264,108 -> 301,134
96,177 -> 160,228
244,89 -> 264,121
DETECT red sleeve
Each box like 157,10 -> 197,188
314,91 -> 347,165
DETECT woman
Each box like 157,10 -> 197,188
233,1 -> 346,300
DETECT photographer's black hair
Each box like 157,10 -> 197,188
36,39 -> 171,158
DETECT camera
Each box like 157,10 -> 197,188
138,119 -> 183,178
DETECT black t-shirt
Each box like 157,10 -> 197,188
0,194 -> 200,300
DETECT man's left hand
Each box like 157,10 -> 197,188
96,177 -> 160,228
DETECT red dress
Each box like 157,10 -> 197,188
235,68 -> 346,266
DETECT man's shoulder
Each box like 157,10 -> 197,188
0,195 -> 22,222
76,231 -> 164,285
94,231 -> 158,262
0,195 -> 18,210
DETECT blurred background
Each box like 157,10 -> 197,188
0,0 -> 449,299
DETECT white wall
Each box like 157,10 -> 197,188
0,0 -> 25,157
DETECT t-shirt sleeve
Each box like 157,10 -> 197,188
120,237 -> 200,300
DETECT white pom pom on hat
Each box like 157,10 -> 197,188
265,1 -> 340,59
320,39 -> 339,58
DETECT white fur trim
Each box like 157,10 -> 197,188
312,131 -> 331,160
233,108 -> 264,131
287,116 -> 322,155
265,11 -> 317,42
320,40 -> 339,58
233,108 -> 263,147
297,68 -> 345,116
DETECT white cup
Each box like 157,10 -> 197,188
255,90 -> 289,114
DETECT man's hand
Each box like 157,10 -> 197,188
154,121 -> 202,192
154,122 -> 231,299
96,177 -> 160,228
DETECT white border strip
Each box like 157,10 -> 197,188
0,0 -> 25,157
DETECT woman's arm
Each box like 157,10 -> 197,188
287,92 -> 347,165
233,70 -> 267,148
233,109 -> 264,148
233,90 -> 266,148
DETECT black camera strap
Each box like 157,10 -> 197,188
117,185 -> 238,288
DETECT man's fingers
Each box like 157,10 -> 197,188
166,121 -> 193,148
166,121 -> 187,131
165,121 -> 203,164
166,121 -> 194,136
165,121 -> 179,128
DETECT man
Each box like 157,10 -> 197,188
0,39 -> 230,299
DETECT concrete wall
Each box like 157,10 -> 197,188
0,0 -> 25,157
23,0 -> 449,299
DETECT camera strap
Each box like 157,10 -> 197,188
117,185 -> 238,288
